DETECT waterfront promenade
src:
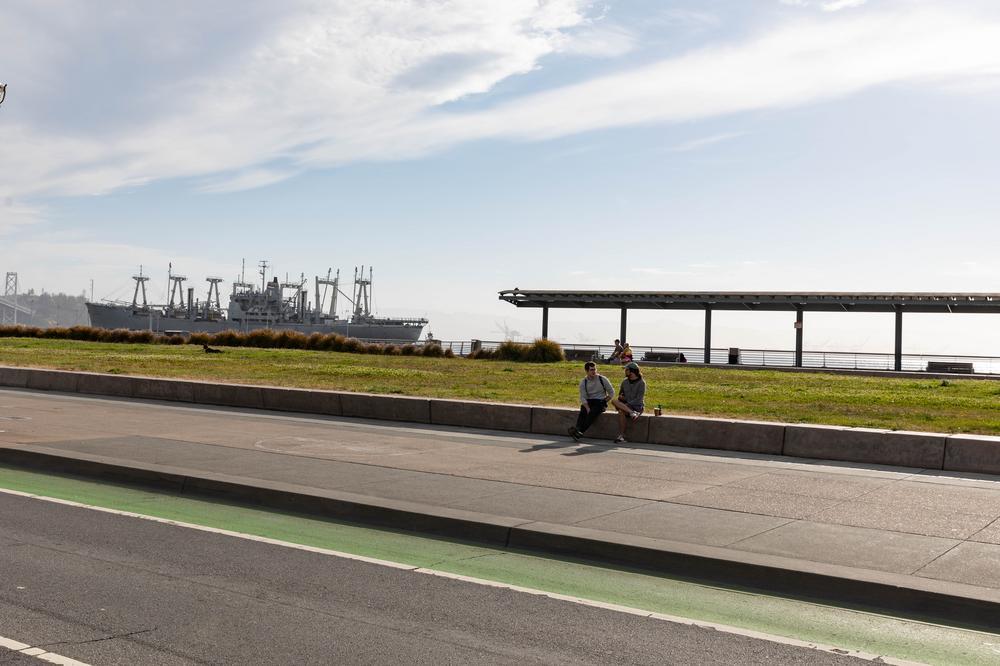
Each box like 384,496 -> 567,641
3,386 -> 1000,629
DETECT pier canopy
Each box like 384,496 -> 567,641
497,289 -> 1000,371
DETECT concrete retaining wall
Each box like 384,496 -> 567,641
784,425 -> 947,469
340,392 -> 430,423
430,398 -> 532,432
2,365 -> 999,474
648,416 -> 784,455
943,434 -> 1000,475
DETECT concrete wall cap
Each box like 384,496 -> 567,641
948,433 -> 1000,443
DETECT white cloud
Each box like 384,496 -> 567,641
2,0 -> 1000,219
0,1 -> 593,204
415,5 -> 1000,148
822,0 -> 868,11
669,132 -> 744,152
630,268 -> 698,277
560,24 -> 637,57
198,168 -> 299,194
0,200 -> 45,236
780,0 -> 869,10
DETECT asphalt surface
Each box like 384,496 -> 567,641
0,492 -> 866,665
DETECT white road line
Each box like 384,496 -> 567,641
0,485 -> 923,665
0,636 -> 91,666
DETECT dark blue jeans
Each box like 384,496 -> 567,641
575,399 -> 607,434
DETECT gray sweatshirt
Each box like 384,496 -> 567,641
618,377 -> 646,410
579,374 -> 614,404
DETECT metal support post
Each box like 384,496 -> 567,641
894,306 -> 903,371
794,308 -> 804,367
704,308 -> 712,364
620,308 -> 628,345
541,306 -> 549,340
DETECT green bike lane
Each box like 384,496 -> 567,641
2,464 -> 997,665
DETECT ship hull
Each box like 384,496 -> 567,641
85,303 -> 425,343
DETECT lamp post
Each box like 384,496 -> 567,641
0,84 -> 6,107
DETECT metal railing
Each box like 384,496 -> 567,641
425,339 -> 1000,375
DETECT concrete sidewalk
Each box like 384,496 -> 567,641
3,387 -> 1000,629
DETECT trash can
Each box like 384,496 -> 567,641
728,347 -> 740,365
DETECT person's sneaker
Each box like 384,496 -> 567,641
614,435 -> 626,443
568,426 -> 582,442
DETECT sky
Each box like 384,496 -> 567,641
2,0 -> 1000,354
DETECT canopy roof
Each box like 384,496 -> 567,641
498,290 -> 1000,313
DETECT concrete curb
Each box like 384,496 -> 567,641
3,443 -> 1000,631
2,365 -> 999,473
0,445 -> 520,545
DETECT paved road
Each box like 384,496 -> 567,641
0,492 -> 863,665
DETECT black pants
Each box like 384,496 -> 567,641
575,399 -> 607,434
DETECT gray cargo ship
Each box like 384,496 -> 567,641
85,262 -> 427,342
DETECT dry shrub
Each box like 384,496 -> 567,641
306,332 -> 325,350
188,332 -> 213,345
314,333 -> 336,351
382,344 -> 400,355
274,330 -> 308,349
421,343 -> 444,358
524,338 -> 564,362
108,328 -> 133,343
469,339 -> 562,363
212,330 -> 243,347
245,329 -> 276,349
68,325 -> 99,341
128,330 -> 155,344
493,340 -> 527,361
400,344 -> 417,356
443,347 -> 455,358
342,337 -> 363,353
0,325 -> 34,338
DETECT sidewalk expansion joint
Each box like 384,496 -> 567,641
720,518 -> 797,548
569,501 -> 659,526
910,540 -> 967,577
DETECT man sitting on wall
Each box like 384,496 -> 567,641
568,361 -> 614,441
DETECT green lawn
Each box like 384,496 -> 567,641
2,337 -> 999,434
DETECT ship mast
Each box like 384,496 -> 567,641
258,260 -> 268,293
205,277 -> 224,311
316,268 -> 340,317
353,266 -> 372,319
167,270 -> 187,311
131,266 -> 149,308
